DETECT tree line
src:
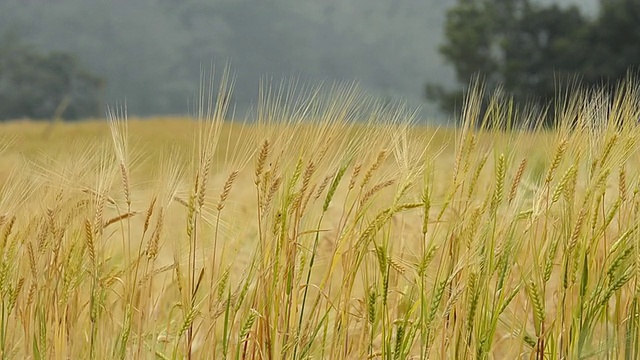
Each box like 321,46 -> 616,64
428,0 -> 640,123
0,0 -> 637,122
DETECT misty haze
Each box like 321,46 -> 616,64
0,0 -> 596,122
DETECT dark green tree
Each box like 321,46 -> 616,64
426,0 -> 500,113
0,39 -> 104,120
587,0 -> 640,82
430,0 -> 593,119
502,4 -> 591,101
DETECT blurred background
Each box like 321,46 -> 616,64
3,0 -> 636,124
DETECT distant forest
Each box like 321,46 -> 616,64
0,0 -> 598,120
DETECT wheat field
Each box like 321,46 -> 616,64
0,78 -> 640,359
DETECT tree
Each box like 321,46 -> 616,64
430,0 -> 593,120
501,4 -> 591,101
426,0 -> 499,113
587,0 -> 640,82
0,0 -> 194,116
0,38 -> 104,120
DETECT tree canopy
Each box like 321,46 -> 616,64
0,36 -> 104,121
430,0 -> 640,120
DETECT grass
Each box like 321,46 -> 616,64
0,77 -> 640,359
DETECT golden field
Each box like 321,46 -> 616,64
0,81 -> 639,359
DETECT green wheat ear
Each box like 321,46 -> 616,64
323,162 -> 349,212
491,153 -> 506,214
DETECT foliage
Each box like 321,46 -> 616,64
431,0 -> 640,122
588,0 -> 640,81
0,36 -> 104,120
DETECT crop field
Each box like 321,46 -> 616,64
1,80 -> 640,359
